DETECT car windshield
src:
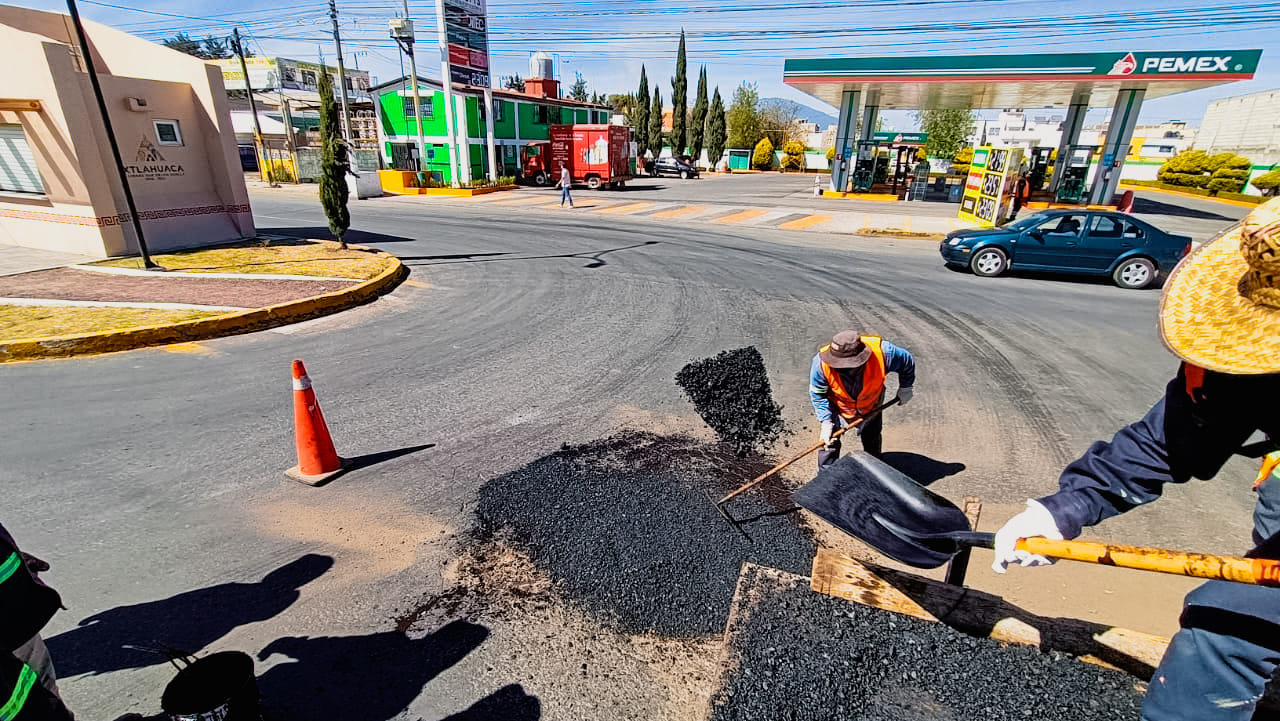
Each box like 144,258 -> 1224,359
1003,213 -> 1051,231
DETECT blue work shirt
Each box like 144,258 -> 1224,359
809,339 -> 916,424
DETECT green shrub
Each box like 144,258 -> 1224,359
1251,169 -> 1280,196
781,141 -> 806,171
1207,177 -> 1246,195
825,146 -> 836,161
951,146 -> 973,177
752,137 -> 775,170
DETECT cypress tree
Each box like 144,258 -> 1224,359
707,86 -> 726,169
636,65 -> 651,158
690,65 -> 708,165
649,86 -> 664,158
671,30 -> 687,155
317,71 -> 350,249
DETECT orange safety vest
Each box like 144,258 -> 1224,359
819,336 -> 887,421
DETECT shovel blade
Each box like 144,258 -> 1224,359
793,452 -> 972,568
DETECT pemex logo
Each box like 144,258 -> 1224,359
1109,52 -> 1137,76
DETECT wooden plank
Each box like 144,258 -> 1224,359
0,99 -> 41,112
811,547 -> 1169,678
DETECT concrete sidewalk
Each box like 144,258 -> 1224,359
0,245 -> 99,276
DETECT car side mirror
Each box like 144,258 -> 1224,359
1028,229 -> 1044,240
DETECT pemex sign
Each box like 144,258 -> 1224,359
1104,50 -> 1260,76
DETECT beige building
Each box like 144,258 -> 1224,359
0,5 -> 253,258
1196,88 -> 1280,166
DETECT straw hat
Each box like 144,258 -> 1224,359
1160,197 -> 1280,374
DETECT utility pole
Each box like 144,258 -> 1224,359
327,0 -> 353,144
434,0 -> 461,186
65,0 -> 158,269
232,28 -> 272,185
390,6 -> 427,180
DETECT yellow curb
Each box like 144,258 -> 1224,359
425,185 -> 518,197
778,213 -> 833,230
823,191 -> 899,201
652,205 -> 706,220
0,249 -> 407,362
595,202 -> 655,215
713,208 -> 770,224
1118,183 -> 1263,208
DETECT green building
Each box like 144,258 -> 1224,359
371,76 -> 612,183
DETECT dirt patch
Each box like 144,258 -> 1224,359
468,431 -> 812,637
711,565 -> 1145,721
676,347 -> 786,453
93,238 -> 390,278
860,228 -> 947,240
0,304 -> 225,340
0,267 -> 356,308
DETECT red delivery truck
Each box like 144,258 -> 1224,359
548,124 -> 633,190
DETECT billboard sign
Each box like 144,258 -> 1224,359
442,0 -> 489,87
212,57 -> 370,99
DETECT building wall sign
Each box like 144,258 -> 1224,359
124,138 -> 184,180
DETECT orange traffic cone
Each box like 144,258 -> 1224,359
285,359 -> 347,485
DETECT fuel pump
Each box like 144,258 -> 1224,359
1055,146 -> 1095,203
851,140 -> 879,192
1028,147 -> 1053,191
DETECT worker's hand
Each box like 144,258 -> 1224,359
991,499 -> 1064,573
820,421 -> 835,447
896,387 -> 914,405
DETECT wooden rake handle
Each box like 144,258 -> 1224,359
1018,537 -> 1280,587
716,398 -> 901,505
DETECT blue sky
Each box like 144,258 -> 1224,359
16,0 -> 1280,127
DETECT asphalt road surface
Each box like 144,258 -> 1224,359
0,188 -> 1257,719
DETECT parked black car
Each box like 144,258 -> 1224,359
938,209 -> 1192,289
651,156 -> 699,179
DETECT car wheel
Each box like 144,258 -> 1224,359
680,170 -> 689,179
970,247 -> 1008,277
586,176 -> 602,190
533,172 -> 548,186
1113,257 -> 1156,289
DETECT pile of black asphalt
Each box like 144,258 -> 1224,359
473,431 -> 812,637
675,346 -> 786,454
710,567 -> 1145,721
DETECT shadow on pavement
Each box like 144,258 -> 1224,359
47,554 -> 333,677
312,444 -> 436,486
256,620 -> 491,720
1132,196 -> 1236,221
255,227 -> 418,244
438,684 -> 541,720
879,452 -> 967,487
399,241 -> 659,270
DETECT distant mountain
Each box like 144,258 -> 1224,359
762,98 -> 836,128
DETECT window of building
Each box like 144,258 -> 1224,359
402,97 -> 433,120
533,105 -> 548,124
0,124 -> 46,194
153,119 -> 183,146
493,100 -> 504,122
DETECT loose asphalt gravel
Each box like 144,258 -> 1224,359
473,431 -> 812,636
676,346 -> 787,453
711,566 -> 1144,721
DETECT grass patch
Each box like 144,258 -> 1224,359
92,238 -> 394,279
0,305 -> 227,341
861,228 -> 946,240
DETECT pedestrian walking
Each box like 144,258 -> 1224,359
1,521 -> 74,719
991,198 -> 1280,720
556,163 -> 573,208
809,330 -> 916,467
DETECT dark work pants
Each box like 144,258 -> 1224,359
816,412 -> 883,469
1142,477 -> 1280,720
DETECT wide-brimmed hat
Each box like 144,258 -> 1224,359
820,330 -> 871,369
1160,197 -> 1280,374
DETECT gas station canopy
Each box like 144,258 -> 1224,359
784,50 -> 1262,109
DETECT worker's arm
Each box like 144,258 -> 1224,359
808,355 -> 834,424
880,340 -> 916,389
1036,364 -> 1261,539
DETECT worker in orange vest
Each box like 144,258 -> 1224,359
1011,172 -> 1032,218
809,330 -> 916,468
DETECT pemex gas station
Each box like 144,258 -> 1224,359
783,50 -> 1262,225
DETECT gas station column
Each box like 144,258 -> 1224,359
859,90 -> 881,144
830,89 -> 861,192
1089,88 -> 1145,205
1050,89 -> 1090,193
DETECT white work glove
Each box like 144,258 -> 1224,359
896,386 -> 914,405
819,421 -> 835,447
991,499 -> 1064,573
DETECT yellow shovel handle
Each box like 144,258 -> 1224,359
1018,537 -> 1280,587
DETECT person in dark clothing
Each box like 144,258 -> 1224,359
1,522 -> 73,719
809,330 -> 916,467
992,198 -> 1280,720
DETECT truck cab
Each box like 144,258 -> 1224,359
519,141 -> 551,186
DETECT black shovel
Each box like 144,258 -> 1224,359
793,452 -> 1280,586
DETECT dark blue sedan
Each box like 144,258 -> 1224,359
939,210 -> 1193,289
